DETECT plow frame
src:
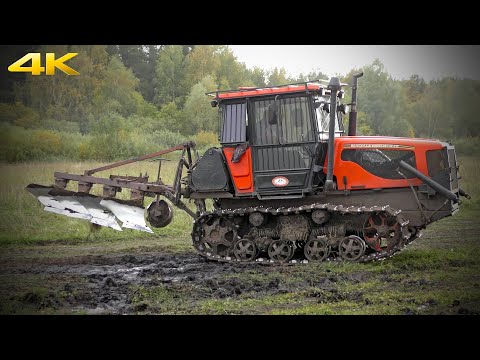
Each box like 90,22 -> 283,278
52,141 -> 199,219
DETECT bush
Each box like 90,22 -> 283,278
0,124 -> 86,163
30,130 -> 62,155
83,128 -> 190,162
0,124 -> 194,163
0,107 -> 218,163
41,118 -> 81,133
89,113 -> 132,135
192,130 -> 218,148
147,129 -> 188,148
77,142 -> 89,161
87,131 -> 139,161
0,103 -> 39,126
60,132 -> 91,159
0,125 -> 36,162
15,111 -> 41,129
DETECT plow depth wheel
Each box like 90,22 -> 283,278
147,199 -> 173,228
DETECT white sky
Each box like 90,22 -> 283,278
228,45 -> 480,81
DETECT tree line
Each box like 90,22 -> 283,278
0,45 -> 479,162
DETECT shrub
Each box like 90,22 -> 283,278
15,111 -> 41,129
41,118 -> 81,133
0,102 -> 39,126
59,132 -> 91,159
0,124 -> 85,162
193,130 -> 218,148
87,132 -> 140,161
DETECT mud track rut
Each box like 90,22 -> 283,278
3,252 -> 291,314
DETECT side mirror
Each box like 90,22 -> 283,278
338,104 -> 349,114
322,103 -> 330,114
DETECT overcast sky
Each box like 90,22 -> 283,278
228,45 -> 480,81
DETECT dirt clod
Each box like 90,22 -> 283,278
426,298 -> 438,306
403,307 -> 416,315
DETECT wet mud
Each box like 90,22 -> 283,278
1,243 -> 478,314
3,252 -> 312,314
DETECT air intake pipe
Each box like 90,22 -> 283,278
324,77 -> 342,192
348,72 -> 364,136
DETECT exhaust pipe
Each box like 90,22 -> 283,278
348,72 -> 363,136
324,77 -> 342,192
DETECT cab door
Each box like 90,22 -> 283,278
219,100 -> 254,194
250,95 -> 316,197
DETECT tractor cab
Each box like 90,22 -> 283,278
199,80 -> 349,199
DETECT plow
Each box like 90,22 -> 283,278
27,75 -> 471,264
27,142 -> 198,234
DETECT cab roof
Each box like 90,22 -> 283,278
207,81 -> 331,100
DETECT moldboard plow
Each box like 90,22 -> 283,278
26,141 -> 198,235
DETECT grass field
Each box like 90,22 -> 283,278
0,156 -> 479,314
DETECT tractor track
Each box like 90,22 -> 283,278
192,202 -> 418,264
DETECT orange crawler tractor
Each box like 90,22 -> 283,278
27,74 -> 471,263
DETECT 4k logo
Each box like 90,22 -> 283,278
8,53 -> 79,76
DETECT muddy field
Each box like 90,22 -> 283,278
2,252 -> 272,314
1,208 -> 480,315
0,250 -> 372,314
